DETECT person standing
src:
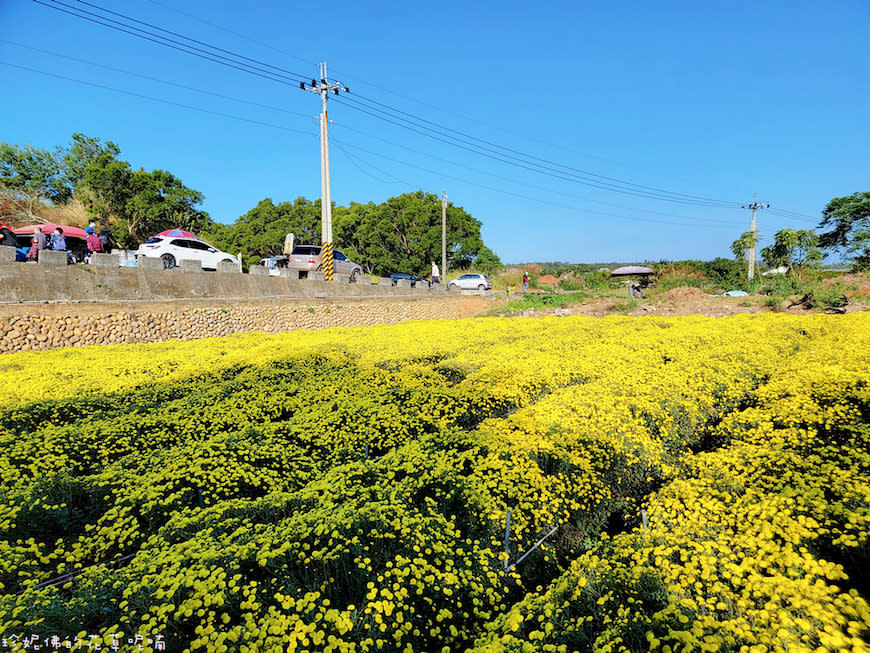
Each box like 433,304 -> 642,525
33,226 -> 47,251
431,261 -> 440,284
85,227 -> 103,263
523,271 -> 530,293
98,227 -> 113,254
49,227 -> 67,251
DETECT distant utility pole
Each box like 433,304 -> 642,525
301,63 -> 348,281
442,190 -> 447,285
742,194 -> 769,280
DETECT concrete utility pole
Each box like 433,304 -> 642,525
441,190 -> 447,286
742,194 -> 769,281
301,63 -> 348,281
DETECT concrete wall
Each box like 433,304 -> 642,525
0,296 -> 464,354
0,258 -> 453,303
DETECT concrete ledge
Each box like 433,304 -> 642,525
217,260 -> 239,273
180,259 -> 202,273
39,250 -> 67,266
93,253 -> 119,268
447,284 -> 461,292
334,273 -> 351,284
309,271 -> 325,281
356,275 -> 372,285
396,279 -> 410,288
0,247 -> 16,264
139,257 -> 164,271
278,269 -> 298,279
376,277 -> 392,286
249,266 -> 269,277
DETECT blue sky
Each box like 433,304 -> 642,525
1,0 -> 867,264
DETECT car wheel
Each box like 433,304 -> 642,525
350,269 -> 361,283
478,284 -> 486,290
161,253 -> 175,269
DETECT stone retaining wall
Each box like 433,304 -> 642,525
0,296 -> 463,354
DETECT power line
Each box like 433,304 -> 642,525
345,91 -> 740,208
35,0 -> 744,212
330,137 -> 733,230
34,0 -> 306,87
28,0 -> 822,227
331,122 -> 737,226
333,96 -> 738,209
0,61 -> 316,137
1,39 -> 311,119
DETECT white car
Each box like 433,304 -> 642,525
136,236 -> 239,270
447,273 -> 492,291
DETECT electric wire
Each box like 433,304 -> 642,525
33,0 -> 818,222
333,96 -> 739,209
35,0 -> 306,88
345,91 -> 740,208
0,61 -> 317,138
333,122 -> 738,226
1,39 -> 311,119
330,137 -> 734,230
28,0 -> 822,227
32,0 -> 742,210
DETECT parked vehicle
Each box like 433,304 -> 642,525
135,235 -> 238,270
258,255 -> 290,276
288,245 -> 363,282
390,272 -> 430,288
447,273 -> 492,291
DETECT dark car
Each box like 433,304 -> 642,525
390,272 -> 431,288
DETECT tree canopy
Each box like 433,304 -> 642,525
1,135 -> 502,271
333,191 -> 500,276
760,229 -> 822,278
818,192 -> 870,270
202,197 -> 321,269
211,190 -> 502,275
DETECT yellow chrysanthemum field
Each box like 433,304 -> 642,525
0,313 -> 868,652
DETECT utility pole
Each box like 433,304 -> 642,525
742,194 -> 769,281
301,63 -> 348,281
441,190 -> 447,286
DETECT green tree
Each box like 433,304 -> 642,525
473,245 -> 503,273
0,142 -> 70,218
334,190 -> 492,276
79,160 -> 211,247
760,229 -> 822,278
206,197 -> 321,269
730,231 -> 760,265
818,192 -> 870,270
63,133 -> 120,192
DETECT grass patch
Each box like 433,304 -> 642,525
489,291 -> 588,316
608,298 -> 639,313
